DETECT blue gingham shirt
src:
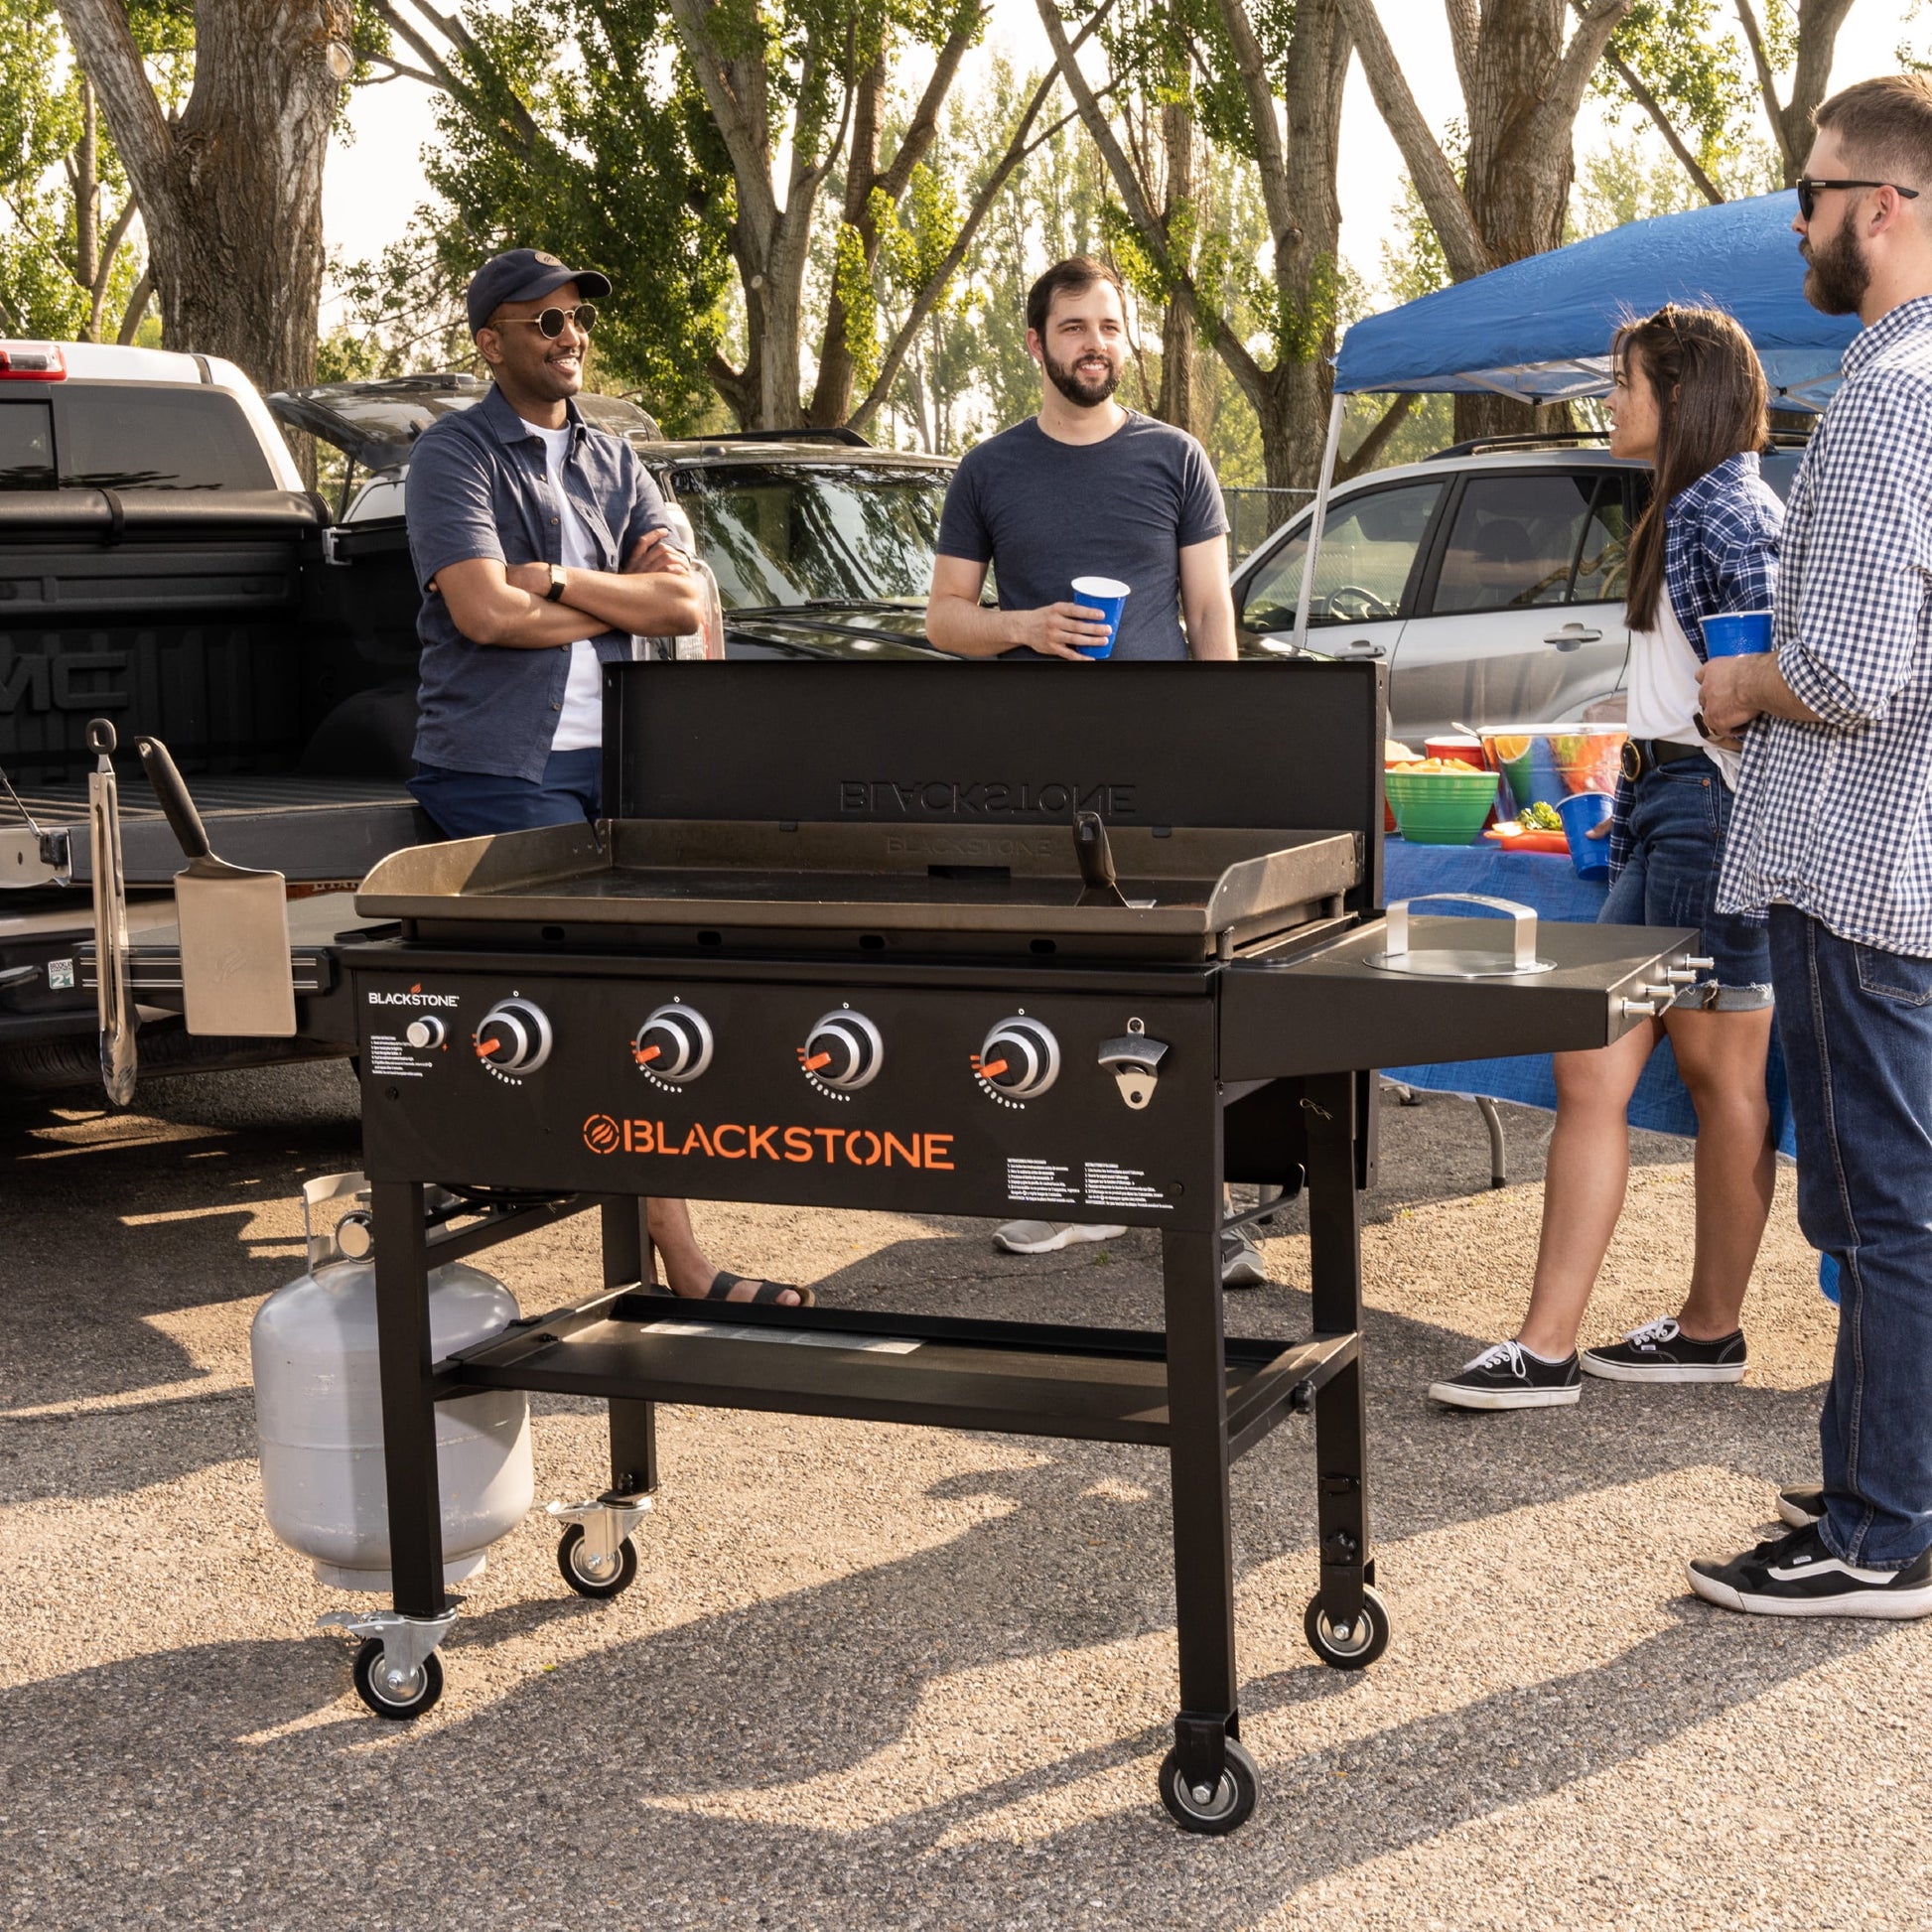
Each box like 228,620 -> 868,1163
1606,452 -> 1782,878
1718,295 -> 1932,955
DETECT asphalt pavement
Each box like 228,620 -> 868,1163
1,1060 -> 1926,1930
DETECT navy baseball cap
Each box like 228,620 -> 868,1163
466,248 -> 613,335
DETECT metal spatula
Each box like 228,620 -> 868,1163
135,735 -> 297,1037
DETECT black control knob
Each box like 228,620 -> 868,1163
977,1016 -> 1060,1100
801,1009 -> 883,1090
475,998 -> 553,1075
634,1003 -> 714,1083
404,1015 -> 447,1050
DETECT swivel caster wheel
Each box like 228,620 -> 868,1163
1158,1735 -> 1259,1836
1304,1584 -> 1390,1670
351,1637 -> 444,1720
558,1521 -> 640,1598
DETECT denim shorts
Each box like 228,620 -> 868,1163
1598,755 -> 1772,1009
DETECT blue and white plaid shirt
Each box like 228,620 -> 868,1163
1718,295 -> 1932,955
1606,451 -> 1782,878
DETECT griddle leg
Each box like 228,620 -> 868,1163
371,1179 -> 448,1619
1161,1222 -> 1239,1790
601,1198 -> 658,1497
1305,1074 -> 1381,1661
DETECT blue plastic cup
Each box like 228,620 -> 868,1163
1702,611 -> 1772,656
1069,575 -> 1130,658
1556,789 -> 1613,882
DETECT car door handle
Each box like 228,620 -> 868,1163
1341,638 -> 1386,659
1543,624 -> 1602,649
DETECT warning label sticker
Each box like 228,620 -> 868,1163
1083,1163 -> 1171,1211
1004,1157 -> 1172,1211
367,1035 -> 436,1079
1006,1158 -> 1079,1205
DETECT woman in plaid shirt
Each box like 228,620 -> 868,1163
1431,305 -> 1785,1412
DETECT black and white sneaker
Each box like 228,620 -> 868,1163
1581,1314 -> 1747,1383
1428,1340 -> 1582,1411
1689,1522 -> 1932,1618
1777,1483 -> 1826,1529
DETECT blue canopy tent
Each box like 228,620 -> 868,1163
1291,190 -> 1855,643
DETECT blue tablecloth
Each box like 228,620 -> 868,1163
1382,838 -> 1795,1158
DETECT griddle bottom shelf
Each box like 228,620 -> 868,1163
441,1295 -> 1358,1456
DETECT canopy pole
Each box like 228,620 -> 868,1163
1290,391 -> 1346,653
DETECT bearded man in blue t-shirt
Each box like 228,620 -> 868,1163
923,256 -> 1260,1281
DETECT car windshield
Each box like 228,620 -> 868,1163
669,463 -> 947,608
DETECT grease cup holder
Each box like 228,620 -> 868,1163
1365,894 -> 1557,980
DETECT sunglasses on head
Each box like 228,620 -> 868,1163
1797,176 -> 1921,221
498,303 -> 599,339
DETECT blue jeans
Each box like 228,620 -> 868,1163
1600,758 -> 1772,1008
1770,905 -> 1932,1568
408,749 -> 603,839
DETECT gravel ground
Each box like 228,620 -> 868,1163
2,1062 -> 1928,1930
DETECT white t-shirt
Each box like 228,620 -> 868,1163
1626,590 -> 1741,789
530,420 -> 604,753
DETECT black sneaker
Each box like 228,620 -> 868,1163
1689,1522 -> 1932,1618
1428,1340 -> 1582,1411
1580,1314 -> 1747,1383
1778,1484 -> 1826,1529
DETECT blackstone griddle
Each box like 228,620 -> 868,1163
340,660 -> 1699,1833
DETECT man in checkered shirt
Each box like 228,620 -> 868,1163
1693,75 -> 1932,1619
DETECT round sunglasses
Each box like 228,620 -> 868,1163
497,303 -> 599,339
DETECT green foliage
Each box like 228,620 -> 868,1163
333,0 -> 736,430
0,0 -> 156,342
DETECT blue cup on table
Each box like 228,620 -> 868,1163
1556,789 -> 1612,882
1702,610 -> 1772,656
1069,575 -> 1130,658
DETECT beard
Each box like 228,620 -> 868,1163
1043,345 -> 1120,408
1803,215 -> 1871,316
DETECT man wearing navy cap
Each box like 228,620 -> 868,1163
405,247 -> 702,834
404,248 -> 810,1310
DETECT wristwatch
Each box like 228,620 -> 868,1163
544,563 -> 568,603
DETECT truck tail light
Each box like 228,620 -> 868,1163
0,342 -> 67,379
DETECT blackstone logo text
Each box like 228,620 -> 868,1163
840,779 -> 1136,818
367,990 -> 461,1008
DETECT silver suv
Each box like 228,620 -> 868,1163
1233,438 -> 1803,741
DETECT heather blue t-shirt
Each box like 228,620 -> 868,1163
934,411 -> 1228,660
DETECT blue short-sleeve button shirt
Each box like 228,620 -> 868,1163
405,384 -> 672,781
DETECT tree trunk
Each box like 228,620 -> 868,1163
807,58 -> 887,431
1156,98 -> 1197,435
1269,0 -> 1349,486
58,0 -> 348,407
73,80 -> 99,329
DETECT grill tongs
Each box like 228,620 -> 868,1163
1072,809 -> 1130,908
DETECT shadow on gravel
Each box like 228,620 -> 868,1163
0,1434 -> 1877,1930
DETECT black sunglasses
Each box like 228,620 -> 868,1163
499,303 -> 599,339
1797,176 -> 1921,221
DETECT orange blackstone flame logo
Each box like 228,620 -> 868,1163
582,1114 -> 621,1155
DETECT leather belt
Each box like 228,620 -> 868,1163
1621,737 -> 1707,781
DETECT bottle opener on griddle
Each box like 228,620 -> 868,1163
136,734 -> 297,1037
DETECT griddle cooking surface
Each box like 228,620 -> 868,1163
487,866 -> 1198,911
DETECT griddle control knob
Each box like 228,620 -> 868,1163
802,1009 -> 884,1091
1097,1017 -> 1169,1110
475,997 -> 553,1076
405,1015 -> 447,1050
977,1017 -> 1060,1100
634,1003 -> 714,1083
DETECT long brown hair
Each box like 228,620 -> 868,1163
1615,304 -> 1768,631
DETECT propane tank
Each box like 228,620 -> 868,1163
251,1173 -> 534,1591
